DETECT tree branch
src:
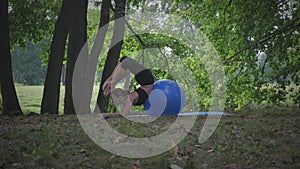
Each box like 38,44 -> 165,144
125,20 -> 146,47
157,44 -> 170,72
109,2 -> 146,48
224,18 -> 300,65
276,0 -> 290,9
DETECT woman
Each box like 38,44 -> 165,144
102,56 -> 154,116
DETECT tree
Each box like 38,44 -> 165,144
0,91 -> 2,112
144,0 -> 300,109
64,0 -> 88,114
96,0 -> 126,113
41,0 -> 71,114
196,0 -> 300,108
0,0 -> 22,115
41,0 -> 88,114
112,0 -> 299,110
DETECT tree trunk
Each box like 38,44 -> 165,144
97,0 -> 126,113
298,94 -> 300,109
41,0 -> 71,114
73,0 -> 111,114
0,0 -> 23,116
64,0 -> 88,115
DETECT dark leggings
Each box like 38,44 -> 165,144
119,56 -> 154,105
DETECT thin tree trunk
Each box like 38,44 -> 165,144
0,0 -> 23,116
97,0 -> 126,113
41,0 -> 71,114
73,0 -> 111,115
64,0 -> 88,115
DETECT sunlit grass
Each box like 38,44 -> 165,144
15,85 -> 63,113
15,85 -> 100,114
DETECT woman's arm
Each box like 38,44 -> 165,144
110,63 -> 128,84
102,63 -> 128,96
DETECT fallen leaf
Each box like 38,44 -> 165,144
170,144 -> 179,158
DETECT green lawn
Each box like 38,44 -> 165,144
15,85 -> 64,113
15,85 -> 99,114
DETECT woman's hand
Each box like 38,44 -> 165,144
102,77 -> 113,96
102,63 -> 127,96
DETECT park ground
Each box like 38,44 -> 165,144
0,86 -> 299,169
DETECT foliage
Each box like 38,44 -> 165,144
172,0 -> 300,109
8,0 -> 61,48
7,0 -> 299,112
8,0 -> 62,66
118,0 -> 300,110
11,40 -> 47,85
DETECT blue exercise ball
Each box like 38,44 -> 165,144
144,79 -> 185,116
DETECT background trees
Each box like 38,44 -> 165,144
163,0 -> 300,109
12,40 -> 47,85
0,0 -> 299,114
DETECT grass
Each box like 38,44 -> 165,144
15,85 -> 100,114
15,85 -> 63,113
0,107 -> 299,169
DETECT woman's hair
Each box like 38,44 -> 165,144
111,88 -> 129,98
